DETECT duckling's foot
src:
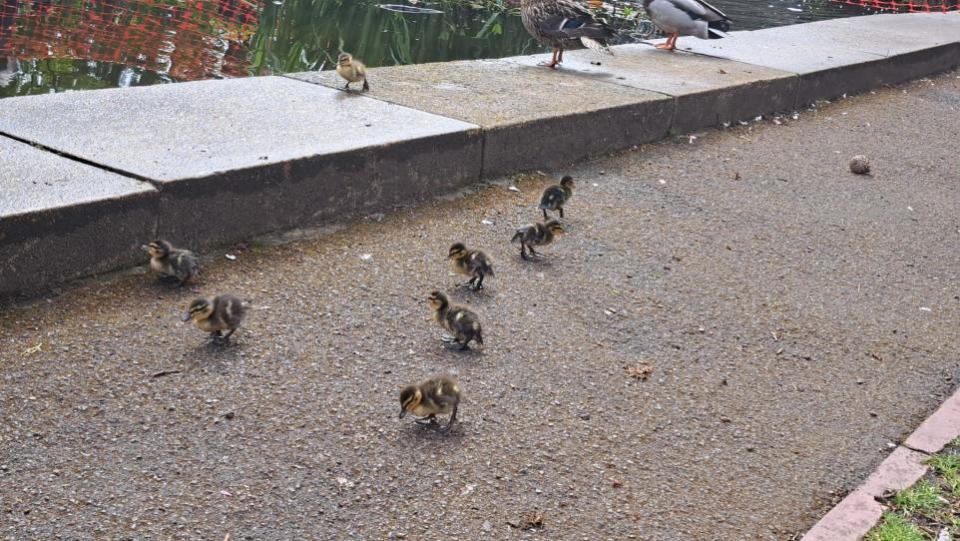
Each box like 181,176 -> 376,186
654,43 -> 674,50
415,415 -> 438,426
439,408 -> 458,433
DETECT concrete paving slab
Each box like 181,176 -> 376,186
669,13 -> 960,106
506,44 -> 799,133
0,76 -> 482,247
0,137 -> 157,296
287,60 -> 674,177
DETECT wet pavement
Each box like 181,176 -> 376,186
2,69 -> 959,540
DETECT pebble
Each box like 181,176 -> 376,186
849,155 -> 871,175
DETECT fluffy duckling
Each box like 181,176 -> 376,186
511,219 -> 565,260
448,242 -> 495,291
520,0 -> 615,69
182,294 -> 246,344
399,376 -> 461,432
336,52 -> 369,92
539,175 -> 574,220
143,239 -> 199,287
644,0 -> 731,51
428,291 -> 483,350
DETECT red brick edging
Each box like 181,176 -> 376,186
801,388 -> 960,541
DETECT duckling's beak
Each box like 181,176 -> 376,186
181,312 -> 192,322
399,408 -> 408,419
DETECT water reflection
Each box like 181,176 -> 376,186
0,0 -> 874,98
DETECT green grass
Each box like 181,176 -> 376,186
891,479 -> 945,515
926,453 -> 960,496
866,439 -> 960,540
866,513 -> 926,541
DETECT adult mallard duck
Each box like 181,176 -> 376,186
520,0 -> 615,68
643,0 -> 731,51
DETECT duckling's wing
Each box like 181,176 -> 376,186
469,252 -> 494,276
512,225 -> 534,244
539,186 -> 564,210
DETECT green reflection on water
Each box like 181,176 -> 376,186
0,0 -> 542,97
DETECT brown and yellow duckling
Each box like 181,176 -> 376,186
183,294 -> 246,344
511,219 -> 565,260
143,239 -> 199,287
399,376 -> 461,432
448,242 -> 494,291
539,175 -> 574,220
427,291 -> 483,350
336,52 -> 369,92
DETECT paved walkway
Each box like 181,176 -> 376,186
1,70 -> 959,540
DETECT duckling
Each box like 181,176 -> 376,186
427,291 -> 483,350
399,376 -> 461,432
511,219 -> 565,260
143,239 -> 199,287
336,52 -> 369,92
448,242 -> 495,291
539,175 -> 574,220
643,0 -> 731,52
182,294 -> 246,344
520,0 -> 616,69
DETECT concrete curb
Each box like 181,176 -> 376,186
801,386 -> 960,541
1,12 -> 958,297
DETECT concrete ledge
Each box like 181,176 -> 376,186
287,60 -> 675,177
0,13 -> 958,296
0,137 -> 157,296
674,12 -> 960,107
0,77 -> 482,249
505,45 -> 799,133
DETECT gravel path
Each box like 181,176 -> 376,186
2,70 -> 959,540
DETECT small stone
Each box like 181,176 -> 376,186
482,520 -> 492,531
849,155 -> 871,175
579,413 -> 591,421
223,412 -> 235,420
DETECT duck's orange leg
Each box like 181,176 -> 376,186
655,32 -> 679,51
544,47 -> 560,68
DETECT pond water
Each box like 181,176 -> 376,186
0,0 -> 874,98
